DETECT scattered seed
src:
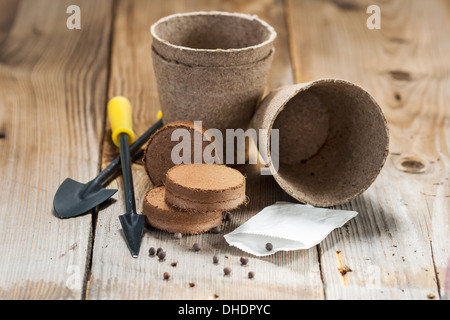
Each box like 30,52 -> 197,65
174,232 -> 182,239
248,271 -> 255,279
171,262 -> 178,267
223,267 -> 232,276
163,272 -> 170,280
189,282 -> 196,287
148,247 -> 156,256
211,226 -> 221,233
213,255 -> 219,264
240,257 -> 249,265
156,247 -> 163,255
265,242 -> 273,251
158,250 -> 166,260
193,243 -> 201,252
225,212 -> 233,221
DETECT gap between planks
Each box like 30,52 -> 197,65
83,0 -> 118,300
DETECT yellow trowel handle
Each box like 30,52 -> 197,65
107,96 -> 136,147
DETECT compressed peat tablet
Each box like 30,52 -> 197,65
144,121 -> 212,186
165,164 -> 246,212
143,186 -> 222,234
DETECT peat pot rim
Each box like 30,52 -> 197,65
150,11 -> 277,67
151,46 -> 275,70
261,78 -> 390,207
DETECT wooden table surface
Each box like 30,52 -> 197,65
0,0 -> 449,300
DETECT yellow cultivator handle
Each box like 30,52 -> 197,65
107,96 -> 136,147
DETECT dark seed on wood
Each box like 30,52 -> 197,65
148,247 -> 156,256
225,213 -> 233,221
158,251 -> 166,260
163,272 -> 170,280
248,271 -> 255,279
265,243 -> 273,251
193,243 -> 201,252
213,255 -> 219,264
240,257 -> 249,265
211,226 -> 221,233
223,267 -> 232,275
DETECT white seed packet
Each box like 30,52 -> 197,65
224,201 -> 358,256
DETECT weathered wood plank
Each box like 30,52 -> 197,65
86,0 -> 324,299
286,0 -> 449,299
0,0 -> 113,299
1,0 -> 447,301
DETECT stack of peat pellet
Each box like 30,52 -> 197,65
143,164 -> 246,234
142,121 -> 246,234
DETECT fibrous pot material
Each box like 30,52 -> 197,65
252,79 -> 389,207
151,11 -> 277,134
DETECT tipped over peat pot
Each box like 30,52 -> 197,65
150,11 -> 277,134
252,79 -> 389,207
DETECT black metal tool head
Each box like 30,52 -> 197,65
119,213 -> 146,258
53,178 -> 118,219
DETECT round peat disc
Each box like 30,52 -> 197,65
165,164 -> 246,212
143,186 -> 222,234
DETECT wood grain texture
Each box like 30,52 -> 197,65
287,0 -> 449,299
1,0 -> 448,301
0,0 -> 113,299
87,0 -> 323,300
